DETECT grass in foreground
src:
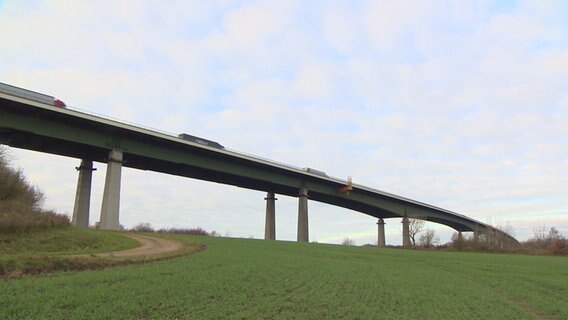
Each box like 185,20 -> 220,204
1,236 -> 567,319
0,228 -> 201,278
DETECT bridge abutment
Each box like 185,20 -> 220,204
264,192 -> 276,240
99,149 -> 123,230
297,188 -> 309,242
377,218 -> 386,247
71,159 -> 95,228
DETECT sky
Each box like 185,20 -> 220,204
1,0 -> 567,245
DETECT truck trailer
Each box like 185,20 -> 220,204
0,82 -> 66,108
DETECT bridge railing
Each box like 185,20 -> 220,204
65,105 -> 178,138
64,105 -> 351,183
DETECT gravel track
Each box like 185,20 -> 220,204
87,234 -> 183,257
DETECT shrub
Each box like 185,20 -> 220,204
131,222 -> 155,232
156,227 -> 209,236
0,210 -> 70,234
0,167 -> 44,210
521,227 -> 568,256
418,228 -> 439,248
341,237 -> 354,246
547,239 -> 568,255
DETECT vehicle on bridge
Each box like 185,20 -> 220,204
302,167 -> 328,177
178,133 -> 224,149
53,99 -> 66,108
0,82 -> 66,108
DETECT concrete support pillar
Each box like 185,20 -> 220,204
402,216 -> 411,248
72,160 -> 95,228
377,218 -> 386,247
493,230 -> 503,249
264,192 -> 276,240
99,150 -> 123,230
297,188 -> 309,242
489,229 -> 496,245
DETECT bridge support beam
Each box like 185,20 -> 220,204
72,160 -> 95,228
264,192 -> 276,240
377,218 -> 386,247
297,188 -> 309,242
402,216 -> 411,248
99,150 -> 123,230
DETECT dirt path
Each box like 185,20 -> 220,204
87,234 -> 183,257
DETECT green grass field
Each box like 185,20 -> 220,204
1,233 -> 567,319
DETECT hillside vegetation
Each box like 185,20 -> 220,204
0,147 -> 69,233
1,235 -> 567,320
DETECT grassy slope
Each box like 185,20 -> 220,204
0,228 -> 140,277
1,236 -> 567,319
0,228 -> 139,256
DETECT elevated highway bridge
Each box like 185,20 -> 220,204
0,83 -> 519,247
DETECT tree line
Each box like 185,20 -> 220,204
410,217 -> 567,255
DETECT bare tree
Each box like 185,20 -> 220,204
209,230 -> 221,237
342,237 -> 355,246
131,222 -> 154,232
418,228 -> 439,248
496,220 -> 515,237
533,224 -> 547,241
547,227 -> 563,241
495,220 -> 516,250
408,217 -> 426,248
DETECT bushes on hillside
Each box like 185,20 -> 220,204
521,227 -> 568,255
0,168 -> 44,211
130,222 -> 211,236
131,222 -> 154,232
0,147 -> 70,233
158,227 -> 210,236
450,227 -> 568,256
0,210 -> 70,233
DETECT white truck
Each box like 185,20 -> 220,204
0,82 -> 66,108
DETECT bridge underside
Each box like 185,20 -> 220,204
0,127 -> 491,235
1,129 -> 466,222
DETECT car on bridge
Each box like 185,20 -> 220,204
302,167 -> 328,177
